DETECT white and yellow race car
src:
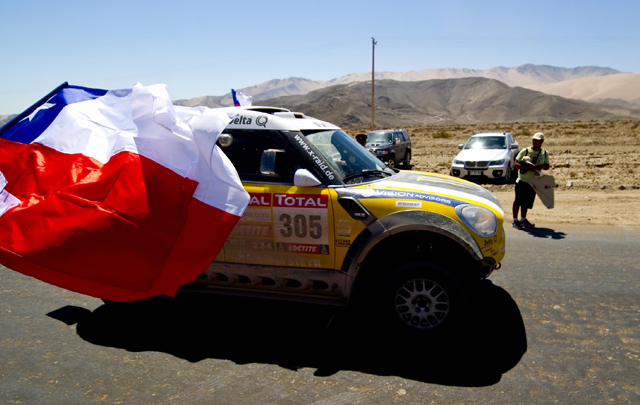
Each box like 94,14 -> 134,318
184,107 -> 506,336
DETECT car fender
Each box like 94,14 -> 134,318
342,210 -> 484,280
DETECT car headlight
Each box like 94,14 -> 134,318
376,150 -> 388,155
453,159 -> 464,165
489,159 -> 506,166
455,205 -> 497,237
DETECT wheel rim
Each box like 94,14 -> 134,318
393,278 -> 450,330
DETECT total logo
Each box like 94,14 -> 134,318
274,193 -> 328,208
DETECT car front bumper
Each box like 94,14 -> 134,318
450,163 -> 509,179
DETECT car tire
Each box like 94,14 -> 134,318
356,261 -> 469,338
402,150 -> 411,169
387,156 -> 396,169
503,165 -> 513,184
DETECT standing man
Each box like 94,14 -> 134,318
356,134 -> 368,147
512,132 -> 550,229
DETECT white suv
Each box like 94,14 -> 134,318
449,132 -> 520,183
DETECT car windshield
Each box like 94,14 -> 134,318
464,136 -> 507,150
304,130 -> 394,184
366,131 -> 393,143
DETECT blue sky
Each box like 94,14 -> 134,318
1,0 -> 639,115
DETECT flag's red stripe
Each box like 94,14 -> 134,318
0,139 -> 240,300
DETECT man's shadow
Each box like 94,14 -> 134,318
47,280 -> 527,387
523,226 -> 567,239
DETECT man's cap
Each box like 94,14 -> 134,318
532,132 -> 545,141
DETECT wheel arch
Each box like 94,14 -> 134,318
343,211 -> 489,299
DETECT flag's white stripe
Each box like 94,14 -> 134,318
32,84 -> 249,217
0,171 -> 20,217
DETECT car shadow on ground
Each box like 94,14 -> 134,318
47,280 -> 527,387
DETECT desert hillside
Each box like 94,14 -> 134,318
527,72 -> 640,105
261,78 -> 640,127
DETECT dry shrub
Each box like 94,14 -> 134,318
433,130 -> 453,139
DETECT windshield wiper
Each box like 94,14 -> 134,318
342,169 -> 393,184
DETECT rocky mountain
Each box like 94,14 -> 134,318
256,77 -> 640,127
174,77 -> 326,108
327,64 -> 620,88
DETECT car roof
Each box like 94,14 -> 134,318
367,129 -> 406,133
220,106 -> 341,132
470,132 -> 511,137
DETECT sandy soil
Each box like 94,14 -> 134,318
347,120 -> 640,227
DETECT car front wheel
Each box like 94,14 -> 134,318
387,157 -> 396,169
503,165 -> 513,184
360,261 -> 469,337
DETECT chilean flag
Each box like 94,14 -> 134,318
0,83 -> 250,301
231,89 -> 252,107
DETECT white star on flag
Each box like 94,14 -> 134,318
21,102 -> 55,122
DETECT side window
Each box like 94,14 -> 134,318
218,129 -> 300,183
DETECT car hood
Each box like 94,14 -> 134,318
454,149 -> 509,162
366,143 -> 392,148
345,171 -> 503,214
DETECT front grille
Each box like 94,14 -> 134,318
465,161 -> 488,168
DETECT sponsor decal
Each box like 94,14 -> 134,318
248,193 -> 271,207
483,235 -> 499,247
230,224 -> 273,238
293,134 -> 335,180
227,115 -> 268,127
225,238 -> 274,251
336,239 -> 351,247
240,208 -> 272,223
274,193 -> 328,208
396,201 -> 422,208
276,242 -> 330,255
229,115 -> 252,125
349,188 -> 463,207
255,116 -> 268,127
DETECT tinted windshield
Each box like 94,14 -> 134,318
366,131 -> 393,143
304,130 -> 393,184
464,136 -> 507,150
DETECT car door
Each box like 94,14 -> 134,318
392,131 -> 406,161
216,128 -> 336,270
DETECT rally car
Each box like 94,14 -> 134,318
182,107 -> 506,336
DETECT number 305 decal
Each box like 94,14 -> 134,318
279,214 -> 322,239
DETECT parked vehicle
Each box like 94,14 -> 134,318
181,108 -> 506,336
365,129 -> 412,169
449,132 -> 520,183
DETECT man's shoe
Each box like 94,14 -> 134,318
512,219 -> 523,229
520,219 -> 535,228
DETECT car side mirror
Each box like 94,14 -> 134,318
458,144 -> 464,149
294,169 -> 322,187
260,149 -> 286,177
510,143 -> 519,150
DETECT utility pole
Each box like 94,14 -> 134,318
371,37 -> 377,130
